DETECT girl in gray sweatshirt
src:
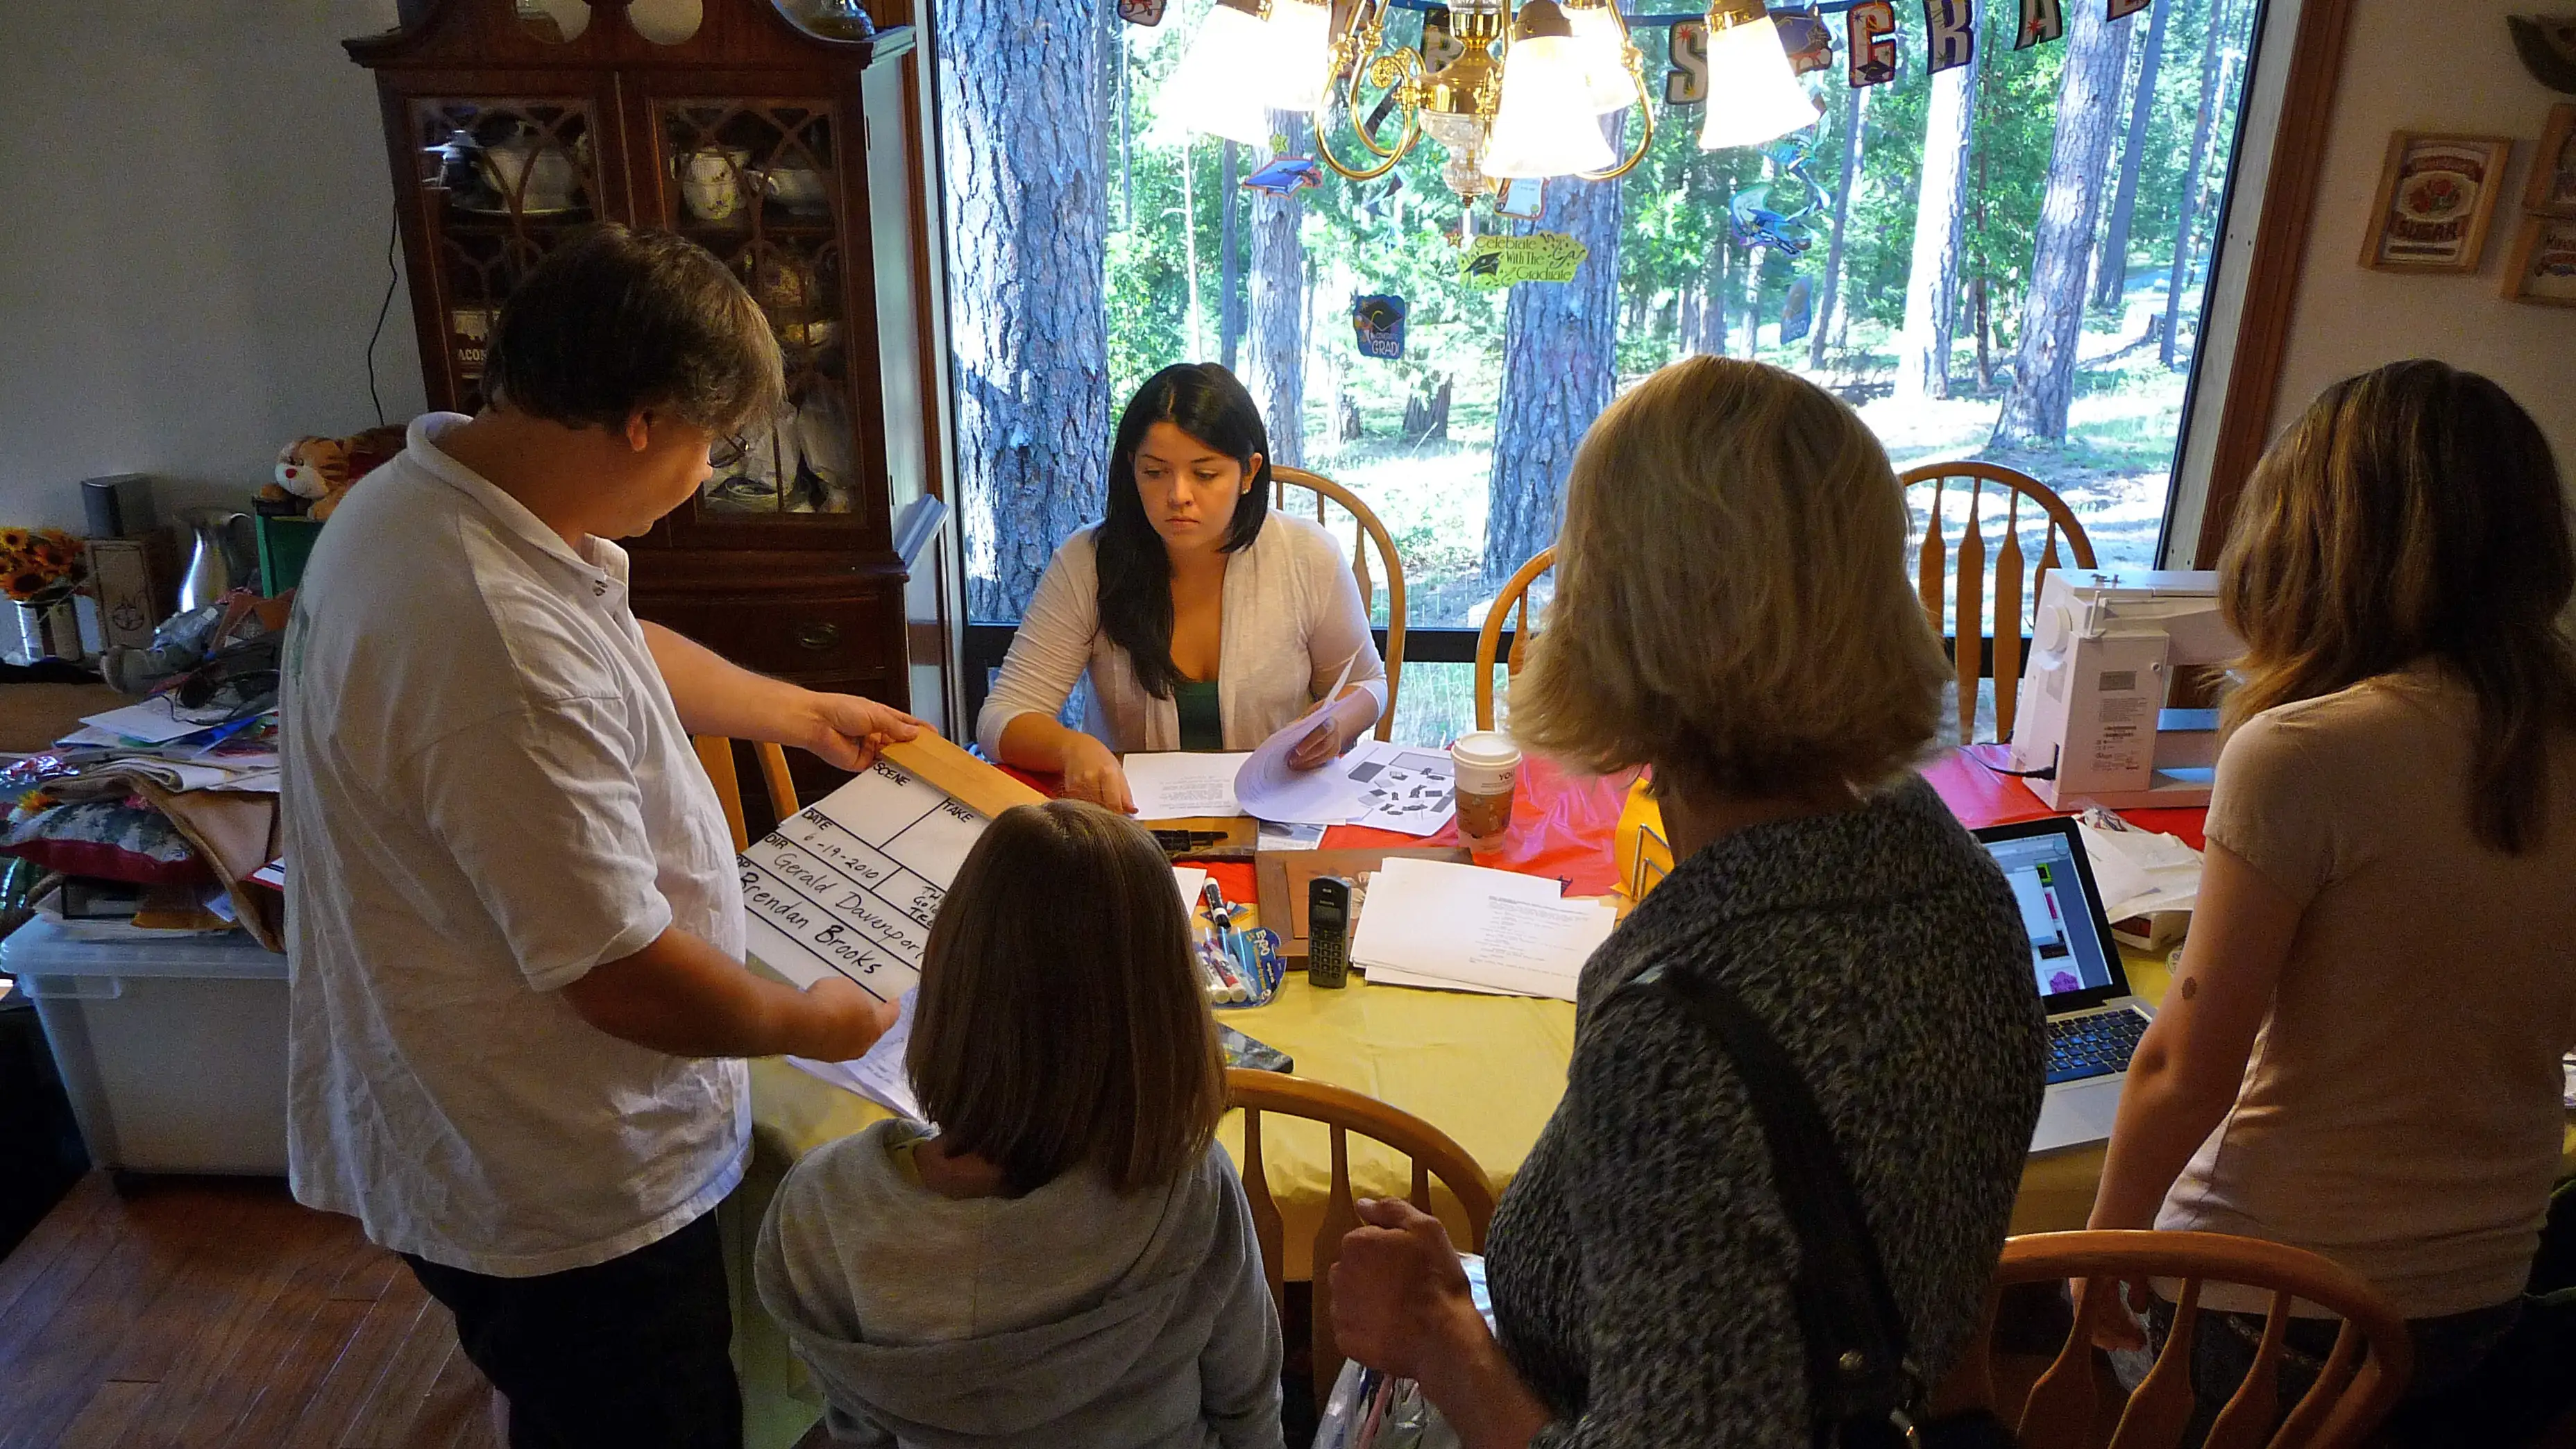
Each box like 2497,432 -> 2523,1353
754,799 -> 1285,1449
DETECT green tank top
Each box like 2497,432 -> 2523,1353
1174,679 -> 1223,752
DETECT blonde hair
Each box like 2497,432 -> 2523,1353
1509,356 -> 1947,798
907,800 -> 1226,1195
2219,359 -> 2576,854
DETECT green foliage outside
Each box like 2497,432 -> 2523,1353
1076,0 -> 2255,742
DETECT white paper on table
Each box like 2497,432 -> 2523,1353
77,697 -> 226,745
55,724 -> 130,747
2076,811 -> 2202,921
1336,740 -> 1459,837
786,989 -> 927,1121
1124,752 -> 1252,818
1361,963 -> 1516,995
1350,858 -> 1605,1001
1257,820 -> 1328,851
1230,656 -> 1362,826
1173,865 -> 1210,910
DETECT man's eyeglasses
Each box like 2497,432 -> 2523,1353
710,434 -> 750,471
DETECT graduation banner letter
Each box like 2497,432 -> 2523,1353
2107,0 -> 2155,19
1847,0 -> 1899,85
1666,19 -> 1709,104
2015,0 -> 2065,47
1924,0 -> 1976,73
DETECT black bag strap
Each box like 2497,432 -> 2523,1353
1618,963 -> 1926,1446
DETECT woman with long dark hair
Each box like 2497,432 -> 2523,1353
2088,360 -> 2576,1436
976,364 -> 1386,811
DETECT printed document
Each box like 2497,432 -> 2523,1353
1350,857 -> 1612,1001
1125,752 -> 1252,818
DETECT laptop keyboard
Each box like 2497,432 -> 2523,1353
2046,1009 -> 2147,1085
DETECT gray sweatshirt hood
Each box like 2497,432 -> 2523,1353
754,1120 -> 1284,1448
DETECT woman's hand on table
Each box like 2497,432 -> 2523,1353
1059,734 -> 1137,814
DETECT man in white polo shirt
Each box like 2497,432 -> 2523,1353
281,226 -> 914,1448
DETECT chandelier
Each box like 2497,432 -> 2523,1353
1164,0 -> 1820,212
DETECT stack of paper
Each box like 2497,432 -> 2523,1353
2076,808 -> 2202,921
1348,857 -> 1613,1001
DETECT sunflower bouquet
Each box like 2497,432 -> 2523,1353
0,527 -> 87,605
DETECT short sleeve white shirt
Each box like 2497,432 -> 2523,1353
281,412 -> 749,1278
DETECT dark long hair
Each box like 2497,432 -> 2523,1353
2219,360 -> 2576,854
1097,364 -> 1273,699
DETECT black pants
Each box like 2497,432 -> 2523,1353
402,1211 -> 743,1449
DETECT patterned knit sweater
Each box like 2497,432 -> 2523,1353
1484,775 -> 2044,1448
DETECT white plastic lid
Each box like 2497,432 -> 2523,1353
0,916 -> 284,980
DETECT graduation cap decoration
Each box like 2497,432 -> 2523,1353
1242,155 -> 1325,195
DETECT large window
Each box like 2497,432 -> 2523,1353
949,0 -> 2268,745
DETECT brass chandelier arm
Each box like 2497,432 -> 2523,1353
1579,49 -> 1656,182
1316,48 -> 1425,180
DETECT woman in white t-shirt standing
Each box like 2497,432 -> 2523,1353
976,364 -> 1387,811
2090,360 -> 2576,1437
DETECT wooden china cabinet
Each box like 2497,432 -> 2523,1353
346,0 -> 965,770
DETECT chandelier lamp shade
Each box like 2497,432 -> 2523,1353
1695,0 -> 1820,151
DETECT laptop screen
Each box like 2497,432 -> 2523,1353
1974,817 -> 2131,1012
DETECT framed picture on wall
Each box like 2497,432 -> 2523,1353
2359,132 -> 2515,272
2524,103 -> 2576,219
2500,214 -> 2576,307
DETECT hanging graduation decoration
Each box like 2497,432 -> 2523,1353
1352,295 -> 1410,358
1847,0 -> 1900,86
1780,277 -> 1815,346
2015,0 -> 2065,48
2108,0 -> 2156,19
1666,19 -> 1709,105
1924,0 -> 1977,74
1776,8 -> 1838,76
1115,0 -> 1168,26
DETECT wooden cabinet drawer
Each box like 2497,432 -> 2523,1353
641,593 -> 900,686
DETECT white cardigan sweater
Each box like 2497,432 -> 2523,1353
976,512 -> 1389,756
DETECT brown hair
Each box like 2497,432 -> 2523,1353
1509,355 -> 1947,799
907,800 -> 1226,1196
486,223 -> 786,439
2219,359 -> 2576,854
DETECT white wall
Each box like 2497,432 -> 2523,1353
2271,0 -> 2576,456
0,0 -> 423,534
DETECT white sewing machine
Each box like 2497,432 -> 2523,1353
2008,570 -> 2243,810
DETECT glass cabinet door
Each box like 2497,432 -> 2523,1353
409,96 -> 607,411
654,99 -> 865,525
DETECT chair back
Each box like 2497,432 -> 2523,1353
693,736 -> 799,851
1226,1069 -> 1498,1390
1273,466 -> 1406,742
1897,461 -> 2097,744
1937,1230 -> 2412,1449
1473,547 -> 1554,733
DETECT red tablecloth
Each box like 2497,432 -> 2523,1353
1002,747 -> 2208,908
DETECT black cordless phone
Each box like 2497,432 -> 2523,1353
1307,876 -> 1351,989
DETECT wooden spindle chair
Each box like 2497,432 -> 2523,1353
1226,1069 -> 1498,1391
693,736 -> 800,851
1898,462 -> 2097,745
1473,547 -> 1553,733
1936,1230 -> 2413,1449
1273,466 -> 1407,741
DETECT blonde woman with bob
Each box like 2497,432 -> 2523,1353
754,800 -> 1285,1449
1328,357 -> 2045,1447
2087,361 -> 2576,1440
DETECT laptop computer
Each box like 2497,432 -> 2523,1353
1974,816 -> 2155,1155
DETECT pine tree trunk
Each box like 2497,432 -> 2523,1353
1898,53 -> 1978,400
2091,0 -> 2169,309
2162,0 -> 2230,368
1244,112 -> 1309,466
2077,19 -> 2133,307
1486,175 -> 1620,583
1678,283 -> 1702,362
1219,141 -> 1244,371
1811,83 -> 1866,372
1704,242 -> 1731,357
941,0 -> 1108,620
1992,1 -> 2127,443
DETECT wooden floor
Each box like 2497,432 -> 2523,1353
0,1173 -> 500,1449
